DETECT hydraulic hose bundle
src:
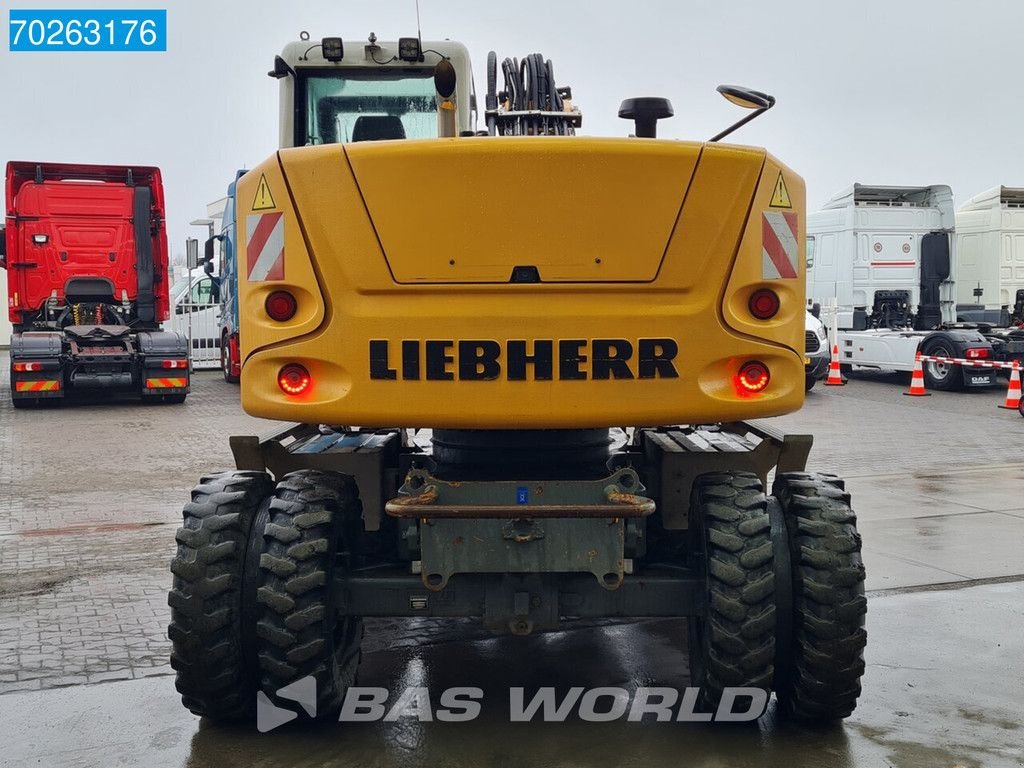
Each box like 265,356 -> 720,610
485,51 -> 582,136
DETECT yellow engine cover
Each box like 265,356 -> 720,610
236,137 -> 806,429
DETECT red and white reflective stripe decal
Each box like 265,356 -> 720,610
246,212 -> 285,282
762,211 -> 798,279
918,355 -> 1017,370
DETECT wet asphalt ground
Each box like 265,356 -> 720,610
0,354 -> 1022,767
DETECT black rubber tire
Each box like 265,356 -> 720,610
222,332 -> 239,384
688,471 -> 775,712
772,472 -> 867,723
255,470 -> 364,721
169,470 -> 274,720
920,341 -> 960,391
805,375 -> 817,392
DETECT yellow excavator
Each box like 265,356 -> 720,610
169,32 -> 866,725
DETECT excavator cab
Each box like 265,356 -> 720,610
269,33 -> 475,149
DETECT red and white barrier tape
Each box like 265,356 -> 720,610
918,355 -> 1020,371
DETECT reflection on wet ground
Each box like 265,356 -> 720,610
2,582 -> 1022,768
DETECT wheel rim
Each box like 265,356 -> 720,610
926,346 -> 952,381
222,338 -> 230,376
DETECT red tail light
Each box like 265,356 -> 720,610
278,364 -> 311,396
736,361 -> 770,394
161,359 -> 189,369
965,347 -> 989,360
748,289 -> 780,320
13,362 -> 43,372
265,291 -> 298,322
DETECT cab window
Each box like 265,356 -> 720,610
190,278 -> 216,306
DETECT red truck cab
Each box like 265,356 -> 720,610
2,162 -> 188,406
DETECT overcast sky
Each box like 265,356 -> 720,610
3,0 -> 1023,258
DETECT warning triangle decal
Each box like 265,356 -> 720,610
252,174 -> 277,211
770,172 -> 792,208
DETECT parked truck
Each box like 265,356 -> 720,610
807,183 -> 1022,390
1,162 -> 189,407
955,186 -> 1024,342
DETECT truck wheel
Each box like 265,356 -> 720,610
804,375 -> 816,392
920,341 -> 960,391
688,471 -> 775,713
222,333 -> 239,384
772,472 -> 867,722
255,470 -> 363,721
169,470 -> 275,720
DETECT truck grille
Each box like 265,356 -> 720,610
805,331 -> 821,353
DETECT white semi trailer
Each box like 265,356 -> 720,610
807,184 -> 1004,390
955,186 -> 1024,325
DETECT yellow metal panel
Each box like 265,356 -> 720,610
239,137 -> 806,429
235,156 -> 326,363
721,154 -> 806,355
345,137 -> 700,283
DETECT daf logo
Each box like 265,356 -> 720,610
369,339 -> 680,381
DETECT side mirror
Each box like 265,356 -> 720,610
204,236 -> 217,263
203,259 -> 214,276
709,84 -> 776,143
186,238 -> 199,270
717,85 -> 773,111
268,55 -> 296,80
811,302 -> 821,320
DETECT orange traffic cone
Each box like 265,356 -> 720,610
999,360 -> 1021,410
825,344 -> 846,386
903,352 -> 931,397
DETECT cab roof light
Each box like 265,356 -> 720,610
321,37 -> 344,62
398,37 -> 422,62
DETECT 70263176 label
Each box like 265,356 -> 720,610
8,9 -> 166,52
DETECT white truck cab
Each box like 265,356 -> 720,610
955,186 -> 1024,324
807,184 -> 955,330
